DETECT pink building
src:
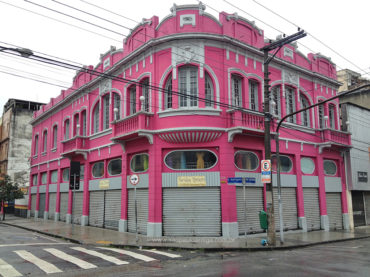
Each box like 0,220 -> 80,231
29,4 -> 351,238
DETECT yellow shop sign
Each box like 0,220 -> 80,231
177,176 -> 206,187
99,179 -> 110,189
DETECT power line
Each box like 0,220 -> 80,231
0,70 -> 69,88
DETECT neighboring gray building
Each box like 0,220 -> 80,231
340,81 -> 370,227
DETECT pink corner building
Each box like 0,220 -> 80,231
28,4 -> 351,238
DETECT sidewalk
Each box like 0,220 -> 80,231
2,215 -> 370,250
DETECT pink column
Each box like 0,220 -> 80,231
82,162 -> 90,216
36,173 -> 41,212
316,155 -> 327,216
148,138 -> 162,223
68,189 -> 73,215
28,173 -> 33,211
45,171 -> 50,213
120,152 -> 128,220
55,168 -> 61,213
294,154 -> 305,218
219,142 -> 237,223
339,158 -> 348,213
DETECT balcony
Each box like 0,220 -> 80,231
111,111 -> 154,143
61,136 -> 89,159
321,129 -> 351,145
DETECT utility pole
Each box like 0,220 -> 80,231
260,30 -> 306,246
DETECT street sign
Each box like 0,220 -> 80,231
245,177 -> 256,184
261,159 -> 271,183
227,177 -> 243,184
129,174 -> 140,185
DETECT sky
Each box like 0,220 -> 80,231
0,0 -> 369,115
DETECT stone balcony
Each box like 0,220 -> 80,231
61,136 -> 89,159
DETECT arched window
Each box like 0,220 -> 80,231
164,74 -> 173,109
300,94 -> 310,127
129,85 -> 136,115
205,72 -> 214,107
231,74 -> 242,107
64,119 -> 70,140
42,130 -> 47,153
249,80 -> 259,111
234,151 -> 259,171
285,86 -> 296,123
179,66 -> 198,107
329,104 -> 336,129
103,94 -> 110,130
34,135 -> 39,156
81,110 -> 87,136
52,125 -> 58,149
73,113 -> 79,137
141,78 -> 150,112
93,103 -> 100,134
271,86 -> 281,117
165,150 -> 217,170
113,93 -> 121,120
318,100 -> 325,129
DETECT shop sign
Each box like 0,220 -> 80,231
177,176 -> 206,187
99,179 -> 110,190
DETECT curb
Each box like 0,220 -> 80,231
2,221 -> 370,252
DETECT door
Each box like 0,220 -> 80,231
59,192 -> 69,222
274,188 -> 298,231
352,191 -> 366,227
48,193 -> 57,220
326,192 -> 343,230
128,189 -> 148,235
71,192 -> 83,224
365,192 -> 370,225
163,187 -> 221,236
236,187 -> 264,235
38,194 -> 46,218
30,194 -> 36,217
89,191 -> 104,227
104,190 -> 121,230
303,188 -> 321,231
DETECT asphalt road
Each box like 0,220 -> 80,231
1,223 -> 369,277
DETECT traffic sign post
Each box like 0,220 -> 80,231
261,160 -> 271,184
69,161 -> 80,227
129,174 -> 140,244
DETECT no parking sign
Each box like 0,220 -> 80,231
261,160 -> 271,183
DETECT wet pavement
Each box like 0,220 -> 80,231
2,215 -> 370,250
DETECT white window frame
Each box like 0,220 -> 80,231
272,154 -> 293,173
113,93 -> 121,120
103,94 -> 110,130
301,157 -> 315,174
285,87 -> 296,123
179,66 -> 198,108
141,79 -> 150,112
318,101 -> 325,129
42,130 -> 47,153
93,103 -> 100,134
234,150 -> 259,171
164,75 -> 173,109
323,160 -> 337,176
129,86 -> 136,114
92,161 -> 105,178
107,158 -> 122,176
130,153 -> 149,173
81,110 -> 87,136
64,119 -> 70,140
231,74 -> 242,107
52,125 -> 58,149
205,72 -> 214,107
272,86 -> 281,117
164,149 -> 218,171
300,94 -> 310,127
249,80 -> 259,111
329,104 -> 336,129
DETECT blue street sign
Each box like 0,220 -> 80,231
261,171 -> 271,175
227,177 -> 243,184
245,177 -> 256,183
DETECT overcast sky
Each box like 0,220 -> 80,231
0,0 -> 368,115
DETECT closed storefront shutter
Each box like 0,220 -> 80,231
236,187 -> 264,235
72,192 -> 83,225
89,191 -> 104,227
326,192 -> 343,230
59,192 -> 69,222
48,193 -> 57,220
128,189 -> 148,235
303,188 -> 321,231
38,194 -> 46,218
104,190 -> 121,230
274,188 -> 298,231
163,187 -> 221,237
365,192 -> 370,225
31,194 -> 36,217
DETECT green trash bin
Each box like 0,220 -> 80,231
259,210 -> 268,230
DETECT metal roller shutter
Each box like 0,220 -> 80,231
303,188 -> 321,231
72,192 -> 83,225
48,193 -> 57,220
38,194 -> 46,218
31,194 -> 36,217
59,192 -> 69,222
89,191 -> 104,227
163,188 -> 221,237
236,187 -> 264,235
128,189 -> 148,235
365,192 -> 370,225
273,188 -> 298,231
104,190 -> 121,230
326,192 -> 343,230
